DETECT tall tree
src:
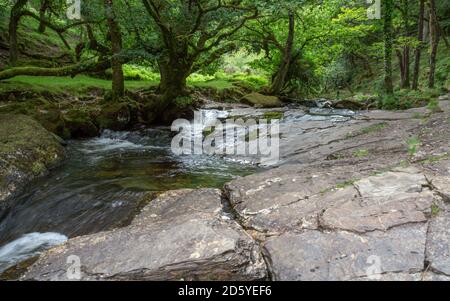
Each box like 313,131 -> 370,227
269,10 -> 295,95
9,0 -> 28,66
383,0 -> 394,95
104,0 -> 124,100
38,0 -> 50,33
396,0 -> 411,89
428,0 -> 439,88
141,0 -> 258,104
412,0 -> 425,90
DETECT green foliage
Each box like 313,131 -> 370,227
346,122 -> 387,138
121,65 -> 160,81
263,111 -> 284,121
353,149 -> 369,158
173,96 -> 194,109
407,137 -> 421,157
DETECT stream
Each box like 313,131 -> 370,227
0,106 -> 355,274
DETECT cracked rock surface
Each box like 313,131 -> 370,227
22,189 -> 267,281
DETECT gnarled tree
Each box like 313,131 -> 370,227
141,0 -> 258,104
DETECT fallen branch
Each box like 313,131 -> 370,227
0,58 -> 111,81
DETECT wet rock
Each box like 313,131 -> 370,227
333,99 -> 366,110
426,212 -> 450,276
22,189 -> 267,281
63,109 -> 99,138
264,224 -> 427,281
0,114 -> 65,209
241,93 -> 283,108
95,101 -> 132,131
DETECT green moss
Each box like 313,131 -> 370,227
419,152 -> 450,164
96,101 -> 132,131
31,162 -> 46,175
63,109 -> 99,138
335,180 -> 356,189
431,204 -> 441,217
0,114 -> 65,194
353,149 -> 369,158
263,111 -> 284,121
242,93 -> 282,108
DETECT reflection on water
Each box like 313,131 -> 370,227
0,127 -> 258,249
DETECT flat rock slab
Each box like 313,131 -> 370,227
426,212 -> 450,276
226,166 -> 436,235
322,168 -> 434,233
22,189 -> 267,281
264,224 -> 428,281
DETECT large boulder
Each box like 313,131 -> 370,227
0,114 -> 65,210
241,93 -> 283,108
22,189 -> 267,281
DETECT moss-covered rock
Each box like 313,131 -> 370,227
95,101 -> 132,131
63,109 -> 99,138
0,114 -> 65,210
241,92 -> 283,108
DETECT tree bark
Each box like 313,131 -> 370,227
9,0 -> 28,66
269,11 -> 295,95
158,56 -> 191,104
38,0 -> 49,33
397,0 -> 411,89
428,0 -> 439,88
383,0 -> 394,95
412,0 -> 425,90
104,0 -> 124,100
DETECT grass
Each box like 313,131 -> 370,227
419,152 -> 450,164
353,149 -> 369,158
346,122 -> 388,139
1,75 -> 157,94
0,74 -> 242,94
431,204 -> 441,217
407,137 -> 421,157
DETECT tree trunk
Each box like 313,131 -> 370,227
104,0 -> 124,100
412,0 -> 425,90
9,0 -> 28,66
428,0 -> 439,89
269,11 -> 295,95
38,0 -> 49,33
398,0 -> 411,89
383,0 -> 394,95
158,56 -> 191,104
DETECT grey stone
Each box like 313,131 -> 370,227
0,114 -> 65,210
264,224 -> 427,281
22,189 -> 267,281
321,169 -> 434,233
426,212 -> 450,276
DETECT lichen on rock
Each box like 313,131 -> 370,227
0,114 -> 65,210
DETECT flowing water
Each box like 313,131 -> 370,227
0,110 -> 261,273
0,107 -> 355,274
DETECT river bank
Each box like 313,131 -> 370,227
1,93 -> 449,280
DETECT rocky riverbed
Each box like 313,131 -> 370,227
1,94 -> 449,281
